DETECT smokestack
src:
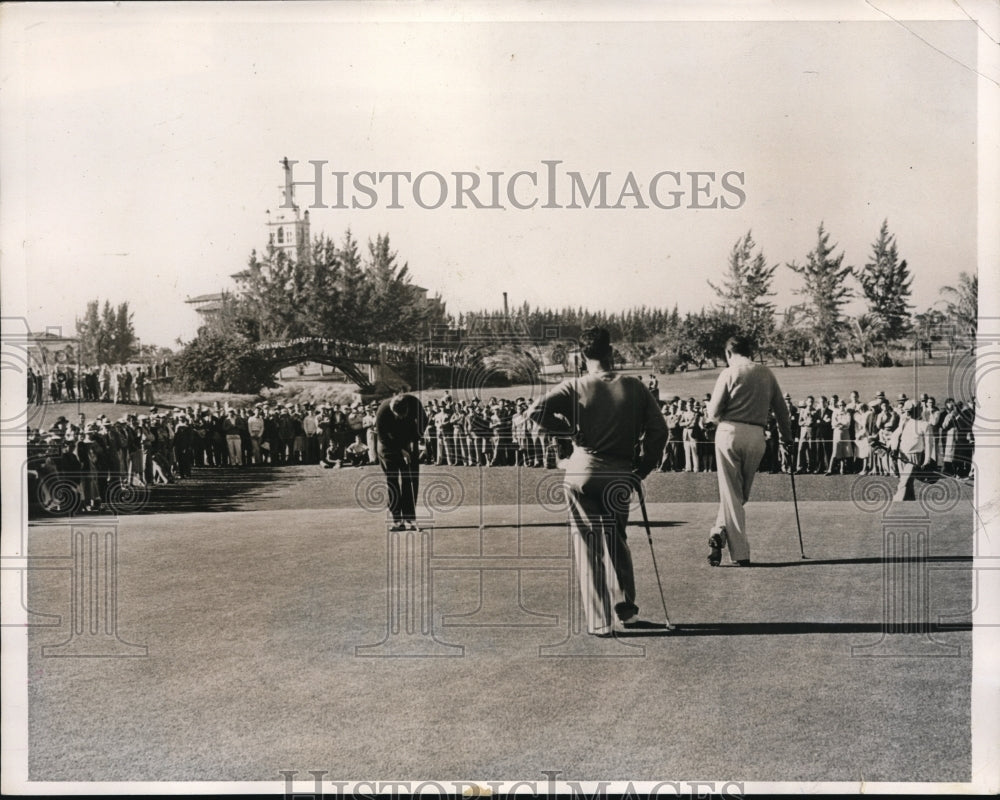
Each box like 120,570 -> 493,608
503,292 -> 509,318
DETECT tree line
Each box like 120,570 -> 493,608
474,220 -> 975,371
74,218 -> 978,393
707,219 -> 976,369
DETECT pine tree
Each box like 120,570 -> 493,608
236,245 -> 305,340
336,228 -> 369,340
100,301 -> 116,363
709,231 -> 778,353
364,233 -> 428,343
855,220 -> 913,344
75,298 -> 137,365
112,302 -> 136,363
75,300 -> 102,364
787,223 -> 853,364
301,234 -> 341,338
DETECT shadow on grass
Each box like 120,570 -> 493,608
748,555 -> 972,568
430,521 -> 686,531
28,466 -> 317,518
616,621 -> 973,637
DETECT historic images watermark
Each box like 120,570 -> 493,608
275,158 -> 747,212
278,770 -> 746,799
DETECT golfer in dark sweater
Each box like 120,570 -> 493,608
375,393 -> 426,531
528,327 -> 667,636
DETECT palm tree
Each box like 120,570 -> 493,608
939,272 -> 977,353
850,314 -> 889,367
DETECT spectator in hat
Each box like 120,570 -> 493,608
434,403 -> 454,465
796,397 -> 818,474
291,412 -> 307,464
890,400 -> 929,501
854,402 -> 874,474
952,400 -> 974,479
826,398 -> 853,475
421,407 -> 438,465
781,393 -> 798,473
302,406 -> 319,464
247,407 -> 265,465
875,398 -> 900,476
173,415 -> 195,478
223,409 -> 243,467
277,409 -> 295,464
922,397 -> 942,466
660,399 -> 683,472
680,399 -> 701,472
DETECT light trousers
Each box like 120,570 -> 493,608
713,421 -> 766,562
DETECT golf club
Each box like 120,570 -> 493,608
637,482 -> 674,629
789,467 -> 806,559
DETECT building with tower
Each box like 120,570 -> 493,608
265,157 -> 311,264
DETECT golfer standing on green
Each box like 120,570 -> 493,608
706,335 -> 793,566
528,327 -> 667,636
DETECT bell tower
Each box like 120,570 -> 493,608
265,157 -> 311,263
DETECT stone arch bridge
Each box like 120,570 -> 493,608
255,338 -> 416,395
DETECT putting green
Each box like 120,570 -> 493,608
24,498 -> 973,784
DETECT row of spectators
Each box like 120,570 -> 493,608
254,337 -> 525,369
648,380 -> 975,479
26,364 -> 161,406
25,385 -> 976,515
26,400 -> 388,512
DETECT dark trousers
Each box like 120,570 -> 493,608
379,455 -> 418,523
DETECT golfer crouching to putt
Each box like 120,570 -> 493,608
705,334 -> 793,567
375,391 -> 427,532
527,327 -> 667,636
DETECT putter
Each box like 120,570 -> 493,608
789,468 -> 806,559
637,483 -> 674,629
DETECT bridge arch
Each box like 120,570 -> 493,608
255,338 -> 416,394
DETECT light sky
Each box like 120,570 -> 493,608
0,3 -> 988,347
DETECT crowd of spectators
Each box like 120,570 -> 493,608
420,394 -> 565,468
255,337 -> 471,366
255,337 -> 511,369
26,363 -> 166,407
25,399 -> 385,513
26,377 -> 975,515
646,375 -> 976,480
